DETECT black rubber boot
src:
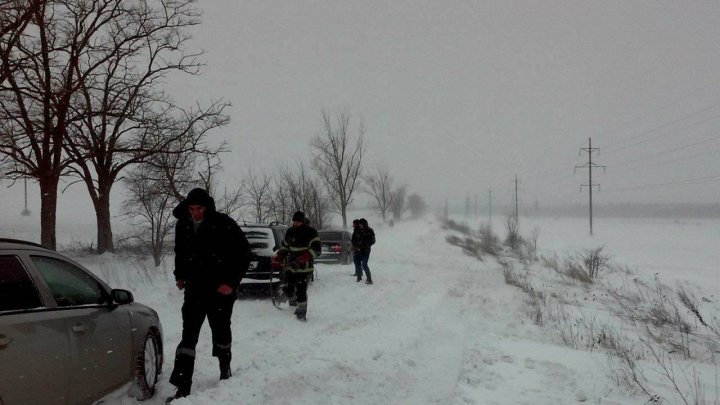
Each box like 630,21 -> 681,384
166,387 -> 190,403
219,357 -> 231,380
294,302 -> 307,321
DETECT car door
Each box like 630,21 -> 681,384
0,254 -> 71,405
29,254 -> 133,405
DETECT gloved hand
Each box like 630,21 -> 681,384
271,253 -> 286,270
293,251 -> 312,267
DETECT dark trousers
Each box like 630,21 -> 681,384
169,288 -> 236,390
354,250 -> 371,280
283,271 -> 311,303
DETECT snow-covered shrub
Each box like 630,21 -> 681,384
477,222 -> 501,257
503,214 -> 523,251
446,234 -> 485,261
581,246 -> 610,279
441,218 -> 472,235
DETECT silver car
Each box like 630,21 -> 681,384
0,238 -> 163,405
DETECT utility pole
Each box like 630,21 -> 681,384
575,137 -> 605,235
474,194 -> 478,218
488,188 -> 492,226
514,174 -> 519,221
21,177 -> 31,216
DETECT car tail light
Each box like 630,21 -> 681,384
330,244 -> 342,252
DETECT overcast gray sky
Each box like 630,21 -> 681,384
6,0 -> 720,220
161,0 -> 720,210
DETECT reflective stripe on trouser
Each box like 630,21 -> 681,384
169,289 -> 235,389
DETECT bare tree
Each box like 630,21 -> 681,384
193,152 -> 244,220
0,0 -> 225,251
57,0 -> 229,252
67,100 -> 229,252
122,163 -> 175,267
364,162 -> 393,223
311,108 -> 365,228
0,0 -> 93,249
0,0 -> 42,86
389,184 -> 408,221
122,127 -> 232,265
278,163 -> 330,229
407,192 -> 427,219
267,175 -> 291,224
245,168 -> 272,223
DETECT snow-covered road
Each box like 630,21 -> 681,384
101,218 -> 621,404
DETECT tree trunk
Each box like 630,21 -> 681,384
94,189 -> 114,253
341,205 -> 347,228
38,175 -> 59,250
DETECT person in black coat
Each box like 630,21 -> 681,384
352,218 -> 376,284
167,188 -> 250,402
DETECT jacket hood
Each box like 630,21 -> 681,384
173,188 -> 217,219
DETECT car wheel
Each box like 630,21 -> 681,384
135,331 -> 160,400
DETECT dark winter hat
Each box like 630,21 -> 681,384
185,188 -> 212,207
360,218 -> 368,226
292,211 -> 305,222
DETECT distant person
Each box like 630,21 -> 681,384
389,218 -> 394,228
272,211 -> 321,321
167,188 -> 250,403
352,218 -> 376,284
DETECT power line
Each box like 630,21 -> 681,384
597,79 -> 720,145
607,133 -> 720,169
607,147 -> 720,176
602,173 -> 720,193
603,108 -> 720,155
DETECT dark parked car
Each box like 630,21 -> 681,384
316,230 -> 353,265
0,238 -> 163,405
239,223 -> 289,291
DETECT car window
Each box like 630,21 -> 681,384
242,228 -> 276,255
272,227 -> 287,246
319,232 -> 342,240
30,255 -> 106,307
0,255 -> 42,311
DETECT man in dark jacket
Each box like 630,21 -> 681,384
352,218 -> 376,284
272,211 -> 321,321
167,188 -> 250,402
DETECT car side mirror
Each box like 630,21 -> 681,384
110,289 -> 134,305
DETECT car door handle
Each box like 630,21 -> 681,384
72,324 -> 87,333
0,335 -> 9,349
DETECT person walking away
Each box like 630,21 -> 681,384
272,211 -> 321,321
167,188 -> 250,403
352,218 -> 376,284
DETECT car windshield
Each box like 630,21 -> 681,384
242,227 -> 277,255
319,231 -> 343,240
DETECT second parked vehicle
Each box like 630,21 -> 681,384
316,230 -> 353,265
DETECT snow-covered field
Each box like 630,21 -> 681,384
2,214 -> 719,404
